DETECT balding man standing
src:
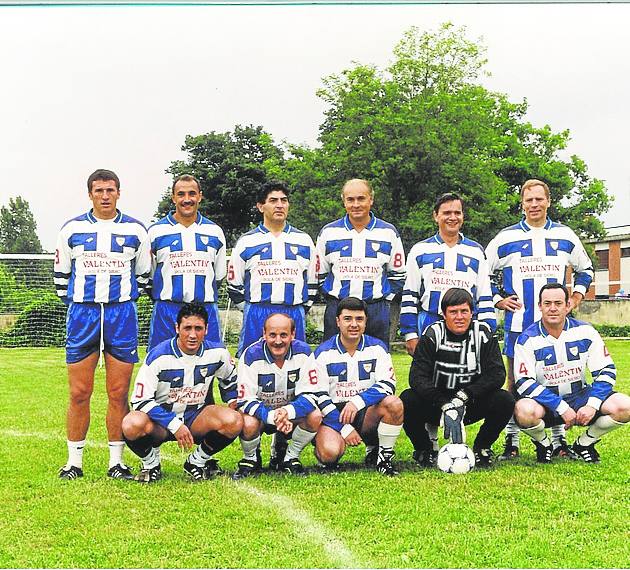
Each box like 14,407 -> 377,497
315,179 -> 406,347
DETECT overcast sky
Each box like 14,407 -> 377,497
1,3 -> 628,251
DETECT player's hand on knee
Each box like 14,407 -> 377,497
174,425 -> 195,450
340,402 -> 358,425
405,338 -> 418,357
496,295 -> 522,313
344,428 -> 362,447
575,405 -> 596,426
560,407 -> 577,429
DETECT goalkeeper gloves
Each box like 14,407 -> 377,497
441,390 -> 468,444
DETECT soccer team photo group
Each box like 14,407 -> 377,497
52,168 -> 628,484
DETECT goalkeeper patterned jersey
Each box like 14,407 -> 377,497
227,223 -> 317,308
408,319 -> 506,408
313,334 -> 397,434
315,213 -> 405,301
148,212 -> 226,303
236,339 -> 320,425
131,337 -> 237,434
514,317 -> 616,415
54,209 -> 151,303
485,218 -> 593,334
400,232 -> 496,338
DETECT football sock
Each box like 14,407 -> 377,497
365,444 -> 376,456
521,420 -> 550,445
550,424 -> 566,446
108,441 -> 126,469
577,415 -> 625,446
124,435 -> 153,462
425,423 -> 439,451
140,447 -> 160,470
284,426 -> 316,461
188,443 -> 213,468
505,417 -> 520,446
202,431 -> 235,454
271,432 -> 288,458
377,421 -> 402,455
66,439 -> 86,469
241,435 -> 261,461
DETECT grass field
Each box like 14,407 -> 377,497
0,343 -> 629,568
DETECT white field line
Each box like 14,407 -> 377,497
239,482 -> 363,569
8,428 -> 364,568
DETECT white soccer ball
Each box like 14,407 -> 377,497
437,443 -> 475,474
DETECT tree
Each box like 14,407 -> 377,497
158,125 -> 285,245
0,196 -> 43,254
281,24 -> 612,248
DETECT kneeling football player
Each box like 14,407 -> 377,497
400,288 -> 514,468
233,313 -> 323,478
311,297 -> 404,476
122,302 -> 242,482
513,283 -> 629,463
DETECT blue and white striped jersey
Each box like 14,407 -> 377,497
227,223 -> 317,307
400,233 -> 496,338
236,339 -> 319,424
514,317 -> 616,414
54,209 -> 151,303
148,212 -> 226,303
315,213 -> 406,301
313,334 -> 396,434
486,218 -> 594,333
131,337 -> 237,434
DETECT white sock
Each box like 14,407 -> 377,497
108,441 -> 126,469
141,447 -> 160,470
425,423 -> 439,451
505,417 -> 520,445
188,443 -> 213,467
377,421 -> 402,455
550,424 -> 566,446
241,435 -> 261,461
521,421 -> 550,445
577,415 -> 625,446
66,439 -> 86,469
284,426 -> 316,461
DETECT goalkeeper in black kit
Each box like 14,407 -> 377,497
400,288 -> 514,468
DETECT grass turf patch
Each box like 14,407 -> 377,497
0,343 -> 628,568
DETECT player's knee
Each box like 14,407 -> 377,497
122,411 -> 149,439
315,434 -> 344,464
219,408 -> 243,438
69,382 -> 93,406
514,398 -> 541,427
106,382 -> 131,404
381,395 -> 404,423
605,393 -> 630,423
240,414 -> 262,439
304,409 -> 323,431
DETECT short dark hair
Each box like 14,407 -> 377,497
434,192 -> 464,214
172,174 -> 201,194
441,288 -> 474,313
176,302 -> 208,326
336,296 -> 367,317
263,312 -> 296,333
538,282 -> 569,304
87,169 -> 120,192
257,181 -> 290,204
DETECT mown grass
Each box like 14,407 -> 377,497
0,342 -> 628,568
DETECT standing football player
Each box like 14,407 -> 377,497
315,179 -> 405,347
513,283 -> 629,463
123,302 -> 242,482
228,181 -> 317,356
147,174 -> 226,350
486,179 -> 594,459
312,297 -> 404,475
54,169 -> 151,479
